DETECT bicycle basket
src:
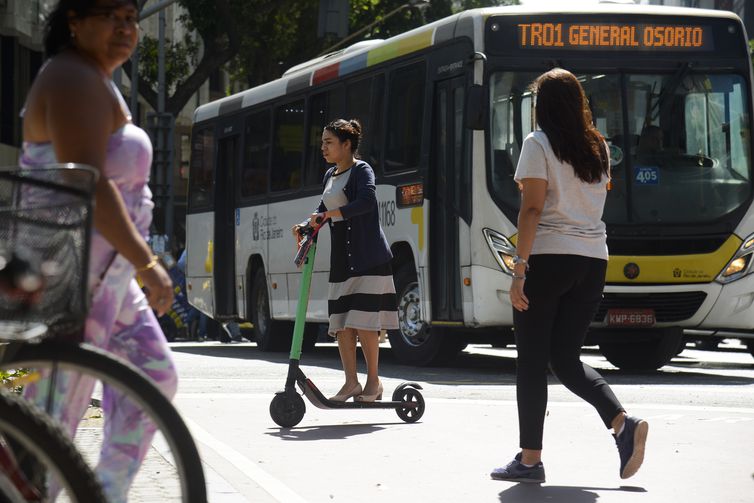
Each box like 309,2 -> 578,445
0,164 -> 97,341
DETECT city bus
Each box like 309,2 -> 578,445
185,4 -> 754,369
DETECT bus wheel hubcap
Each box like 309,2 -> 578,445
398,282 -> 425,346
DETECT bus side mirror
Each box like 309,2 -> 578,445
466,84 -> 487,130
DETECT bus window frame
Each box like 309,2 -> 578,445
269,95 -> 307,196
343,74 -> 381,177
383,58 -> 429,177
187,123 -> 217,214
238,107 -> 273,204
304,82 -> 345,189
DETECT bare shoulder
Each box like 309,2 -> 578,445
40,55 -> 111,105
25,54 -> 115,142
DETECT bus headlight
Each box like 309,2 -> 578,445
717,234 -> 754,284
483,228 -> 516,274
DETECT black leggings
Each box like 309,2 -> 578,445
513,254 -> 625,450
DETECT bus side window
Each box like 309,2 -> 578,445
368,74 -> 385,174
385,61 -> 426,173
271,99 -> 305,192
242,109 -> 271,197
305,88 -> 344,187
345,77 -> 374,170
188,127 -> 215,211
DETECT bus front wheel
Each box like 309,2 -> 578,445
249,268 -> 291,352
598,328 -> 683,370
387,266 -> 465,366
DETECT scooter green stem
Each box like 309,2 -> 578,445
289,240 -> 316,361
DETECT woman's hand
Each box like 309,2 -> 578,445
509,266 -> 529,312
309,212 -> 326,226
291,224 -> 303,239
138,263 -> 174,317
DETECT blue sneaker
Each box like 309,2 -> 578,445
490,452 -> 545,483
615,416 -> 648,479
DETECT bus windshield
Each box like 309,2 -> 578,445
489,70 -> 752,226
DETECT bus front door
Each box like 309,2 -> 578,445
213,127 -> 240,320
430,76 -> 465,322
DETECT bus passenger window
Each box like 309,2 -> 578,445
188,127 -> 215,210
305,89 -> 344,186
385,62 -> 425,172
345,77 -> 374,168
242,109 -> 271,197
271,99 -> 305,192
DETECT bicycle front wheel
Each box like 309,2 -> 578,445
0,388 -> 105,502
0,340 -> 206,503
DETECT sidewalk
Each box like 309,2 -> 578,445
75,404 -> 246,502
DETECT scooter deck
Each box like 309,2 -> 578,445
298,376 -> 421,410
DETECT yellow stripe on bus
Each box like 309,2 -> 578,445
606,234 -> 740,283
367,30 -> 434,67
507,233 -> 740,284
411,206 -> 424,251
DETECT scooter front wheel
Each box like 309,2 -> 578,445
270,391 -> 306,428
393,386 -> 425,423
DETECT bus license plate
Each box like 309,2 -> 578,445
607,308 -> 656,327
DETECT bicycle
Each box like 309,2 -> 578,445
0,164 -> 206,502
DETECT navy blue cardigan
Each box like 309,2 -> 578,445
317,161 -> 393,273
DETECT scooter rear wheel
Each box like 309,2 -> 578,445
270,391 -> 306,428
393,387 -> 425,423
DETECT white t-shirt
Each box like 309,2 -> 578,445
513,130 -> 609,260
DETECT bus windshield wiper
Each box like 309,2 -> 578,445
650,62 -> 692,122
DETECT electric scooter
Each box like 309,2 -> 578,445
269,218 -> 425,428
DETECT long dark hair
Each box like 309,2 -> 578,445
44,0 -> 138,57
531,68 -> 608,183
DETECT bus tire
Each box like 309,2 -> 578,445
387,266 -> 465,366
249,268 -> 291,351
598,328 -> 683,370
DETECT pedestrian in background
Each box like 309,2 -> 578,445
491,68 -> 648,483
19,0 -> 177,500
292,119 -> 398,403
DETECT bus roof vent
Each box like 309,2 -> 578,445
343,39 -> 384,54
283,56 -> 332,77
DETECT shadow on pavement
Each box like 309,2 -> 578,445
169,343 -> 754,386
265,421 -> 408,441
498,483 -> 646,502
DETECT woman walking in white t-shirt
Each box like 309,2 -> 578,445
490,68 -> 648,483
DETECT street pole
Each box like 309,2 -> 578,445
130,0 -> 177,254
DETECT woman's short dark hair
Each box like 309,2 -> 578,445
531,68 -> 608,183
324,119 -> 362,156
44,0 -> 138,57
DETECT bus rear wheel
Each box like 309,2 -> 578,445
387,266 -> 465,366
598,328 -> 683,370
249,268 -> 291,351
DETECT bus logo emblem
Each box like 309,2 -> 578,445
624,262 -> 640,280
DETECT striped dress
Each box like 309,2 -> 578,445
323,167 -> 399,337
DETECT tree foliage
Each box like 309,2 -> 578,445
134,0 -> 517,117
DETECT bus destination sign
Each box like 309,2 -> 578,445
517,22 -> 713,51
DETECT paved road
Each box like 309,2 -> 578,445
160,339 -> 754,503
100,339 -> 754,502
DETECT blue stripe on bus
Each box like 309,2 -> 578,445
339,52 -> 368,77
